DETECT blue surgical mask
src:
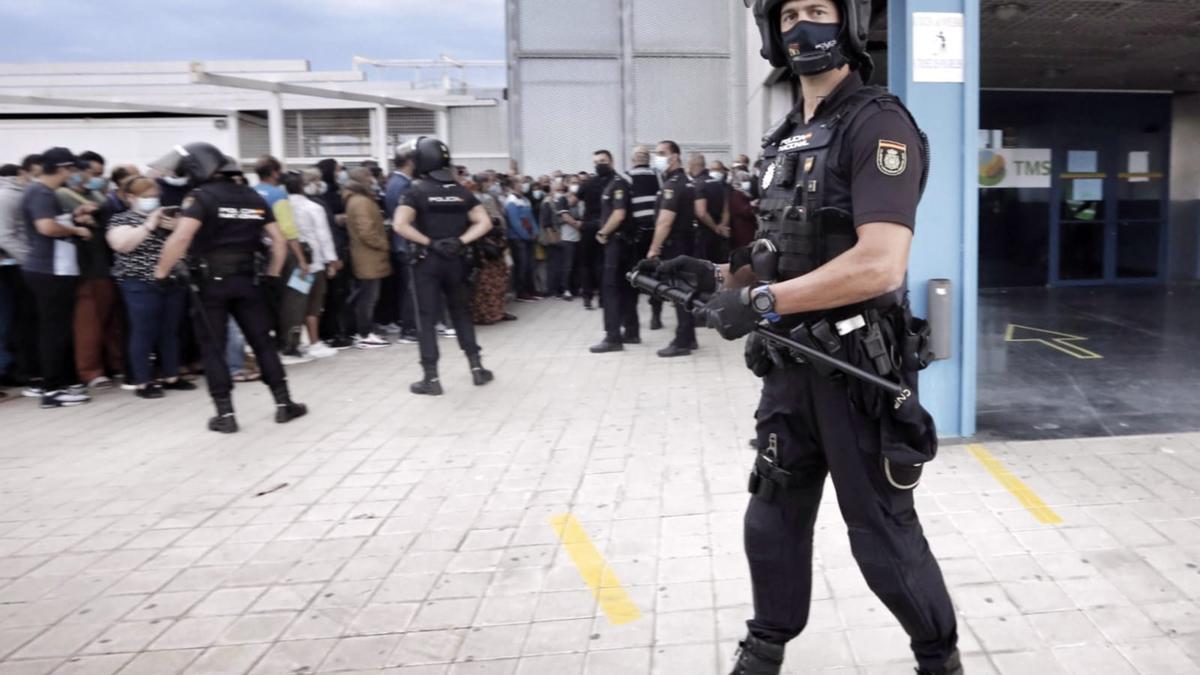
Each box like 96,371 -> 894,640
87,177 -> 107,192
134,196 -> 160,213
488,184 -> 502,196
532,189 -> 545,200
67,173 -> 84,189
337,169 -> 350,186
651,156 -> 669,173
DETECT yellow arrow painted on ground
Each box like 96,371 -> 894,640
1004,323 -> 1102,360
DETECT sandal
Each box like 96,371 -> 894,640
232,370 -> 261,382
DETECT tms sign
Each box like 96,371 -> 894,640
979,148 -> 1052,189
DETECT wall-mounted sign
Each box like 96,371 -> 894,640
979,148 -> 1052,188
913,12 -> 965,83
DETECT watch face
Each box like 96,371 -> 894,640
752,288 -> 773,313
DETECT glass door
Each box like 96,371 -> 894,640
1115,147 -> 1166,279
1056,149 -> 1108,282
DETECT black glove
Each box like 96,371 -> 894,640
694,287 -> 759,340
658,256 -> 718,294
432,237 -> 465,258
634,258 -> 662,276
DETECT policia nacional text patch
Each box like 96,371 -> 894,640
877,140 -> 908,176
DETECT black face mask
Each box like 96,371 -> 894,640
780,21 -> 846,76
595,163 -> 614,177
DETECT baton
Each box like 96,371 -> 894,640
627,270 -> 905,396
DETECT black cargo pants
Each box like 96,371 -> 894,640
745,361 -> 957,672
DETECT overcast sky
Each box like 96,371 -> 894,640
0,0 -> 506,84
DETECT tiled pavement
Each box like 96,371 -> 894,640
2,299 -> 1200,674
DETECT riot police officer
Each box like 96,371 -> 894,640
656,1 -> 961,673
625,148 -> 663,329
589,149 -> 638,353
645,140 -> 703,358
152,142 -> 307,433
391,136 -> 495,395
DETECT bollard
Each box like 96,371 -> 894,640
927,279 -> 952,361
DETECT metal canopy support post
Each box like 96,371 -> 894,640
373,103 -> 390,168
225,113 -> 241,163
887,1 -> 980,438
267,91 -> 286,165
435,109 -> 450,148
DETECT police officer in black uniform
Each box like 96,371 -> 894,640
645,140 -> 702,358
152,142 -> 307,433
391,137 -> 495,396
651,1 -> 962,673
624,148 -> 664,330
589,149 -> 638,353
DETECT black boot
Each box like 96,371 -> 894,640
729,635 -> 784,675
271,384 -> 308,423
650,312 -> 663,330
916,650 -> 963,675
468,354 -> 494,386
208,396 -> 238,434
411,366 -> 444,395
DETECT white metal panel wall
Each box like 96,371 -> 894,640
0,116 -> 233,169
518,0 -> 621,53
518,59 -> 622,174
632,0 -> 730,53
449,105 -> 509,159
632,57 -> 730,149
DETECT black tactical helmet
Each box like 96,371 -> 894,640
398,136 -> 452,179
149,142 -> 228,185
745,0 -> 874,83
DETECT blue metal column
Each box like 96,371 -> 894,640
887,0 -> 980,437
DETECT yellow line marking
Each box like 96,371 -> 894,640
1004,323 -> 1103,360
967,444 -> 1063,525
549,514 -> 642,625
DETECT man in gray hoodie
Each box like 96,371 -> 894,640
0,163 -> 32,391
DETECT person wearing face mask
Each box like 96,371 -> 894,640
575,153 -> 610,310
57,150 -> 125,390
687,153 -> 731,269
728,166 -> 759,251
286,170 -> 341,359
22,148 -> 99,408
655,2 -> 955,673
314,158 -> 353,349
642,140 -> 703,358
106,177 -> 195,398
504,175 -> 539,301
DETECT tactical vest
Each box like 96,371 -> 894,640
413,178 -> 472,240
756,86 -> 928,286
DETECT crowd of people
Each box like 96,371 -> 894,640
0,142 -> 762,409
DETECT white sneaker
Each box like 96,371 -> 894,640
87,376 -> 114,389
21,386 -> 44,398
437,324 -> 457,339
355,333 -> 391,349
280,351 -> 315,366
378,322 -> 402,334
562,291 -> 573,300
305,343 -> 338,359
40,389 -> 91,408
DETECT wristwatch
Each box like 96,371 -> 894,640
750,285 -> 780,323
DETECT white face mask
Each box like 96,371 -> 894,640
532,189 -> 545,200
568,184 -> 580,195
520,182 -> 531,193
134,196 -> 160,213
709,171 -> 724,183
741,181 -> 753,192
651,155 -> 669,173
304,182 -> 325,196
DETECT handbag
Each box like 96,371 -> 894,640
537,226 -> 562,247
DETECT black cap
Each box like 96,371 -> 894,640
41,147 -> 85,171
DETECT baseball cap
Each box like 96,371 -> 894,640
40,147 -> 85,171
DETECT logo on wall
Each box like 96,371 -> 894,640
979,150 -> 1007,187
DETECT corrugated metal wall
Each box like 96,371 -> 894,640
510,0 -> 740,174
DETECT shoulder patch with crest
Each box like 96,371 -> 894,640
614,188 -> 624,201
877,140 -> 908,177
181,196 -> 195,210
662,188 -> 674,200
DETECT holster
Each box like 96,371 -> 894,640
191,250 -> 255,282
